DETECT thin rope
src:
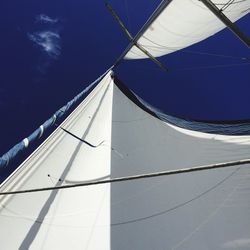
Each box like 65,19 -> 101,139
0,158 -> 250,196
219,0 -> 234,11
214,0 -> 246,5
214,0 -> 247,11
123,0 -> 132,32
129,62 -> 250,72
171,168 -> 240,250
142,36 -> 249,61
111,167 -> 240,226
176,62 -> 250,71
111,0 -> 173,68
181,50 -> 249,60
105,3 -> 168,72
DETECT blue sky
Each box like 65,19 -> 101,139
0,0 -> 249,176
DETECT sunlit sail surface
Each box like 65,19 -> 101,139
1,72 -> 250,249
125,0 -> 250,59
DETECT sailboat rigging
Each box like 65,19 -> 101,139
0,0 -> 250,249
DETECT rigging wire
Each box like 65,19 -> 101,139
111,167 -> 240,226
141,35 -> 249,61
128,62 -> 250,73
109,0 -> 250,73
219,0 -> 235,11
0,158 -> 250,196
110,0 -> 250,71
199,0 -> 250,48
105,3 -> 168,72
178,49 -> 249,60
123,0 -> 132,32
175,62 -> 250,71
214,0 -> 247,12
0,65 -> 115,168
111,0 -> 173,70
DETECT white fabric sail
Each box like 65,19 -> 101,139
0,72 -> 114,250
1,72 -> 250,249
125,0 -> 250,59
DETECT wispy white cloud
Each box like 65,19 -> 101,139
28,14 -> 62,75
36,14 -> 58,24
28,31 -> 61,58
222,238 -> 250,248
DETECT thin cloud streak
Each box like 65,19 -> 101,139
36,14 -> 58,24
28,14 -> 62,75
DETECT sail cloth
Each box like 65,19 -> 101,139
0,72 -> 250,249
0,72 -> 114,250
135,93 -> 250,135
125,0 -> 250,59
0,67 -> 113,169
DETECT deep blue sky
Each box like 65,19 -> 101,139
0,0 -> 249,170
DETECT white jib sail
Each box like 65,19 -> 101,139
125,0 -> 250,59
0,71 -> 250,249
0,72 -> 114,250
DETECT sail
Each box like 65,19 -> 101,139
1,72 -> 250,249
125,0 -> 250,59
0,72 -> 114,250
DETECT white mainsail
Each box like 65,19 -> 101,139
125,0 -> 250,59
0,72 -> 250,249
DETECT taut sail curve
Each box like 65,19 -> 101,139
0,72 -> 114,250
1,72 -> 250,249
125,0 -> 250,59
